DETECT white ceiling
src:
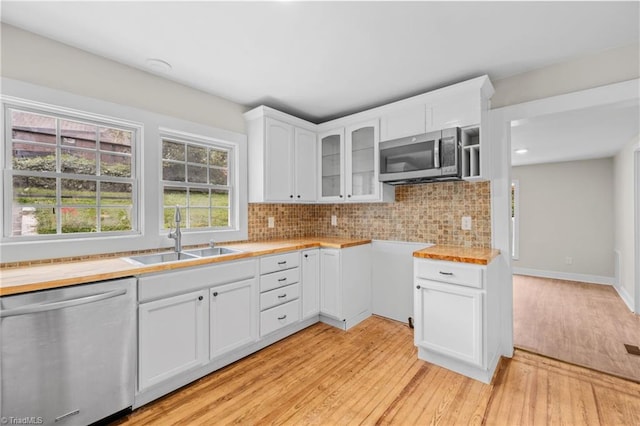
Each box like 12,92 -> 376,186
511,103 -> 640,166
1,1 -> 638,124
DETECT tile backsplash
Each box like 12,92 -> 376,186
249,180 -> 491,248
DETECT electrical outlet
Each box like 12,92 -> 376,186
565,257 -> 573,265
331,215 -> 337,226
267,217 -> 275,228
461,216 -> 472,230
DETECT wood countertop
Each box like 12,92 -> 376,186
0,238 -> 371,296
413,245 -> 500,265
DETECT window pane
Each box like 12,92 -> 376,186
101,182 -> 132,205
189,208 -> 209,228
187,165 -> 207,183
211,189 -> 229,207
61,119 -> 97,149
12,144 -> 56,172
211,208 -> 229,227
61,148 -> 96,175
61,207 -> 96,233
209,149 -> 228,167
13,176 -> 56,205
163,161 -> 185,181
187,145 -> 207,164
162,140 -> 184,161
12,207 -> 57,236
101,153 -> 131,177
188,188 -> 209,207
209,167 -> 228,185
61,179 -> 96,205
100,207 -> 132,232
100,127 -> 131,154
164,186 -> 186,207
11,110 -> 56,144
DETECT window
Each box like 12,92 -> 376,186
5,107 -> 138,238
161,136 -> 232,231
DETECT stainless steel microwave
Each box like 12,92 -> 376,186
378,127 -> 461,184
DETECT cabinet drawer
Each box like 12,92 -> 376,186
260,267 -> 300,292
260,252 -> 300,274
415,259 -> 483,289
260,283 -> 300,311
260,299 -> 300,337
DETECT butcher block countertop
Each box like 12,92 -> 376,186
413,245 -> 500,265
0,237 -> 370,296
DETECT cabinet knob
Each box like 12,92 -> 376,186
304,254 -> 308,258
339,195 -> 343,198
347,194 -> 351,198
416,285 -> 421,290
290,195 -> 293,198
212,292 -> 218,297
198,295 -> 203,301
297,195 -> 301,198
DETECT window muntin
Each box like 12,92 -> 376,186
7,108 -> 137,237
161,137 -> 232,230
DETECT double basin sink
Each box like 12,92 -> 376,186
125,247 -> 241,266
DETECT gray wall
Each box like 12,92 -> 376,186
0,23 -> 247,134
614,135 -> 639,309
512,158 -> 615,279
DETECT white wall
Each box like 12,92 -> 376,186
0,23 -> 247,134
614,135 -> 639,310
492,44 -> 640,109
511,158 -> 615,282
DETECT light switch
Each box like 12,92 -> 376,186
461,216 -> 472,230
268,217 -> 275,228
331,215 -> 337,226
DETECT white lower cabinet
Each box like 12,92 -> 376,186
319,244 -> 372,330
301,249 -> 320,319
210,279 -> 258,359
413,257 -> 499,383
259,252 -> 302,337
138,289 -> 209,391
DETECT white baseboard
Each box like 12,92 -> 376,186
613,284 -> 635,313
513,267 -> 614,286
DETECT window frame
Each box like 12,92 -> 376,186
159,128 -> 239,235
2,97 -> 142,241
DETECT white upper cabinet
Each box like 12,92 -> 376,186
318,128 -> 345,202
245,107 -> 317,203
380,104 -> 428,141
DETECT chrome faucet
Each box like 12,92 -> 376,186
168,205 -> 182,253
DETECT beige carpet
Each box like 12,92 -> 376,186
513,274 -> 640,382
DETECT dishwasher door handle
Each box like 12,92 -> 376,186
0,289 -> 127,318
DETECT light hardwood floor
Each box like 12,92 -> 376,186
113,316 -> 640,425
513,274 -> 640,382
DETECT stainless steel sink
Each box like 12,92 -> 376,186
184,247 -> 242,257
125,251 -> 199,265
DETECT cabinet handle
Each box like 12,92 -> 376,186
198,295 -> 203,301
278,315 -> 287,320
278,277 -> 287,282
277,261 -> 287,265
339,194 -> 343,198
278,294 -> 287,299
304,254 -> 308,258
289,195 -> 293,198
439,271 -> 454,276
416,285 -> 421,289
347,194 -> 351,198
297,195 -> 301,198
212,291 -> 218,297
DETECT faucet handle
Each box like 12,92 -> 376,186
174,205 -> 181,223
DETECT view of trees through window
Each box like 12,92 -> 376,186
9,109 -> 136,236
161,138 -> 231,229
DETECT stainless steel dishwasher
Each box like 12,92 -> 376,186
1,278 -> 136,425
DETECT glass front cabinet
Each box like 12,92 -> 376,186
319,120 -> 393,203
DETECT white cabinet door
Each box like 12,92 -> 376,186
320,249 -> 341,319
429,95 -> 480,132
318,129 -> 345,202
265,117 -> 294,201
380,104 -> 426,141
139,289 -> 209,391
301,249 -> 320,319
345,120 -> 380,202
294,127 -> 317,201
414,279 -> 483,367
210,279 -> 258,359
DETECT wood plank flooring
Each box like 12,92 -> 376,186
113,316 -> 640,425
513,274 -> 640,382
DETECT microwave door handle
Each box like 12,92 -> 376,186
434,139 -> 440,168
